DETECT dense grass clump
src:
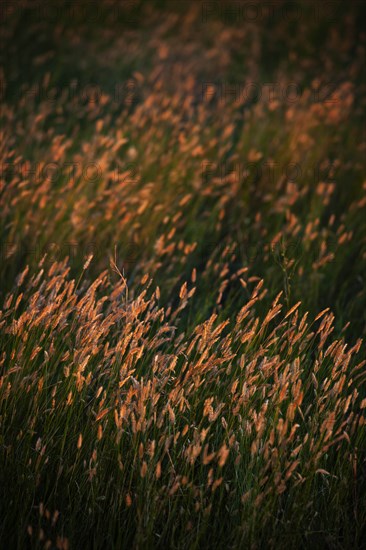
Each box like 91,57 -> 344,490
1,1 -> 365,548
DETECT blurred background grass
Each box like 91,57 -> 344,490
1,1 -> 365,337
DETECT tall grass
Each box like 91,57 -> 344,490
1,1 -> 365,548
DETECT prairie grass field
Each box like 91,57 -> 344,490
0,1 -> 366,548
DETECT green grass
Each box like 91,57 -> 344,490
0,1 -> 366,548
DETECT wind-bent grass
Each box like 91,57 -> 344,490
0,1 -> 365,548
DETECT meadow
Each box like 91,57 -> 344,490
0,1 -> 366,548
